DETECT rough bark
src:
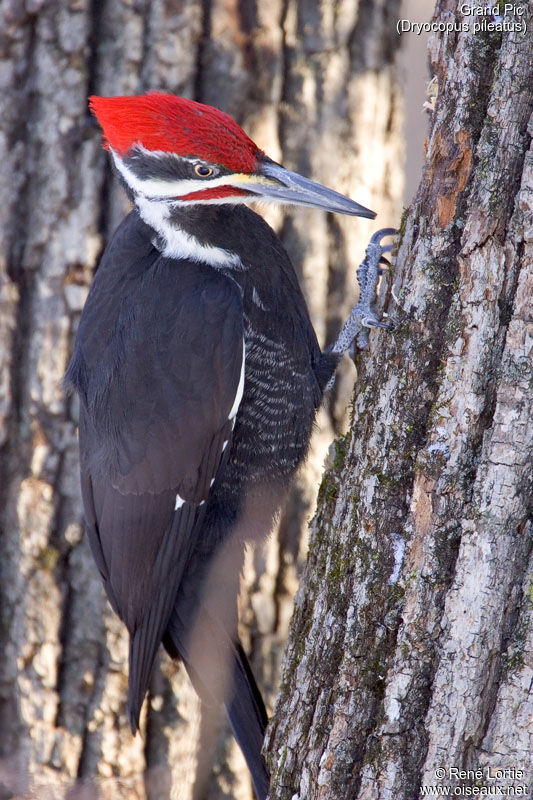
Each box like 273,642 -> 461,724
0,1 -> 401,798
267,3 -> 533,799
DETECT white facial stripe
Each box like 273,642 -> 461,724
229,340 -> 246,420
135,195 -> 241,267
112,151 -> 184,197
175,494 -> 185,510
111,149 -> 272,200
112,149 -> 243,266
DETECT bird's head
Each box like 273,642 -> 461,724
89,93 -> 375,218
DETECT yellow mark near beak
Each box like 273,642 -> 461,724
229,173 -> 278,187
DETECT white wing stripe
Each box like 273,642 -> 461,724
229,340 -> 246,421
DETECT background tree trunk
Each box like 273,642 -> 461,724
0,1 -> 402,798
266,2 -> 533,798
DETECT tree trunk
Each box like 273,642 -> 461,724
0,1 -> 401,798
266,3 -> 533,799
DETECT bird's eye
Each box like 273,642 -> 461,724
194,164 -> 213,178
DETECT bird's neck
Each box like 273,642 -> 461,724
134,195 -> 242,269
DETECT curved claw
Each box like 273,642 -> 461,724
369,227 -> 397,244
363,316 -> 396,331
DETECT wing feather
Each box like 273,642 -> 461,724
67,212 -> 245,725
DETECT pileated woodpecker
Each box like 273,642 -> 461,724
66,93 -> 393,799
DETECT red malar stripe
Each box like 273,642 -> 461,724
178,186 -> 250,201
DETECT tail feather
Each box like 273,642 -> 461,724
162,519 -> 271,797
164,618 -> 270,800
225,643 -> 270,800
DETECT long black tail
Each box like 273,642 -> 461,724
163,619 -> 270,800
162,517 -> 271,798
224,642 -> 270,800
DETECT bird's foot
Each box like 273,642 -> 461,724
329,228 -> 397,357
353,227 -> 397,348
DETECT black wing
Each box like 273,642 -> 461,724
66,212 -> 244,728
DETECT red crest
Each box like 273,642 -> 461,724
89,93 -> 261,173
